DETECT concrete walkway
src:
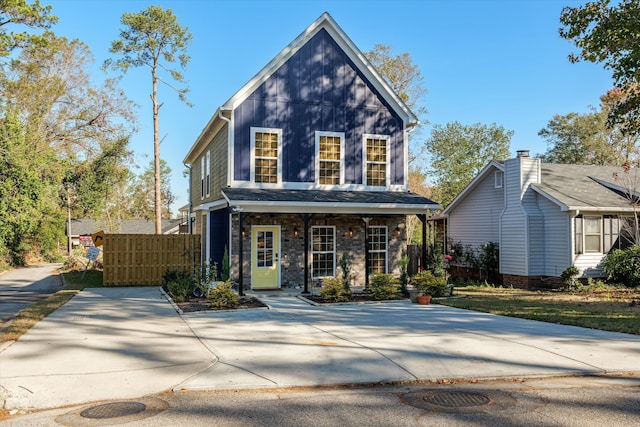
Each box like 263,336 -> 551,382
1,287 -> 640,411
0,264 -> 63,325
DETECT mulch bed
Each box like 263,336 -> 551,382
304,293 -> 407,304
176,296 -> 267,313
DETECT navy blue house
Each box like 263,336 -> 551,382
183,12 -> 440,292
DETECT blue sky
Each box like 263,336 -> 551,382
48,0 -> 612,213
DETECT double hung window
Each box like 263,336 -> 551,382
367,226 -> 387,274
316,132 -> 344,185
312,226 -> 335,278
364,135 -> 390,187
251,128 -> 281,184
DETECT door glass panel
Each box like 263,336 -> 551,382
257,230 -> 274,267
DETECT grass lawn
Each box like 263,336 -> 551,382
438,285 -> 640,336
1,270 -> 103,343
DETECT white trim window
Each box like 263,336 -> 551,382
250,127 -> 282,184
312,226 -> 336,278
368,225 -> 388,274
494,171 -> 503,188
363,134 -> 390,187
315,131 -> 345,185
200,156 -> 205,199
205,150 -> 211,197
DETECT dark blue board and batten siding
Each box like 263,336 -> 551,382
233,28 -> 405,185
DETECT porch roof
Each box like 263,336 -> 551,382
221,188 -> 441,215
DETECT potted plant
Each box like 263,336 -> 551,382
410,269 -> 448,303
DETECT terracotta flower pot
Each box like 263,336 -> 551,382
417,294 -> 431,305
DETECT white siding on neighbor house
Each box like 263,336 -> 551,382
537,195 -> 571,277
525,209 -> 544,276
500,159 -> 527,276
574,253 -> 607,277
447,166 -> 504,248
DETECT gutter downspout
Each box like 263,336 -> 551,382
218,111 -> 232,186
183,163 -> 192,234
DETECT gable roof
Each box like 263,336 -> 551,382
443,160 -> 639,215
184,12 -> 418,164
67,219 -> 183,236
532,163 -> 639,212
441,161 -> 504,215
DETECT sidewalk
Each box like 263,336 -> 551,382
1,287 -> 640,412
0,287 -> 213,410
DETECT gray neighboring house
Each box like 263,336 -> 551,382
440,150 -> 638,288
67,219 -> 182,248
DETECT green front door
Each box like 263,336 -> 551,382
251,226 -> 280,289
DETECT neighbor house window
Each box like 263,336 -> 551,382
367,226 -> 387,274
315,131 -> 344,185
603,215 -> 619,253
584,216 -> 602,253
574,215 -> 602,254
251,127 -> 281,184
494,171 -> 503,188
363,134 -> 390,187
312,226 -> 335,278
205,150 -> 211,197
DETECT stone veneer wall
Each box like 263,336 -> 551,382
230,213 -> 407,289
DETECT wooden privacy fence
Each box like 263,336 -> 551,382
103,234 -> 200,286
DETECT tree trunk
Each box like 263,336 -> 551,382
152,67 -> 162,235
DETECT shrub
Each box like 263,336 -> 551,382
397,251 -> 410,295
318,277 -> 352,302
194,260 -> 219,295
208,280 -> 239,308
368,274 -> 401,300
560,265 -> 581,290
221,247 -> 230,281
411,270 -> 448,297
338,252 -> 352,289
602,245 -> 640,287
162,270 -> 194,302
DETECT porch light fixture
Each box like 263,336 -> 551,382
293,227 -> 299,237
242,227 -> 247,237
347,227 -> 354,238
395,226 -> 401,236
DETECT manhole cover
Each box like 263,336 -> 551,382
80,401 -> 147,419
423,391 -> 491,407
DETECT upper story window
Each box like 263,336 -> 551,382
205,150 -> 211,197
363,134 -> 390,187
200,156 -> 205,199
251,127 -> 282,184
315,131 -> 345,185
494,171 -> 503,188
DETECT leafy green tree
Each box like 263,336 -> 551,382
560,0 -> 640,135
0,0 -> 57,57
127,159 -> 175,220
539,90 -> 639,165
106,5 -> 192,234
424,121 -> 512,207
0,32 -> 136,265
364,44 -> 428,163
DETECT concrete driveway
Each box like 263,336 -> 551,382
180,293 -> 640,390
1,287 -> 639,411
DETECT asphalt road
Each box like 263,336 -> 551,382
5,376 -> 640,426
0,264 -> 62,324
